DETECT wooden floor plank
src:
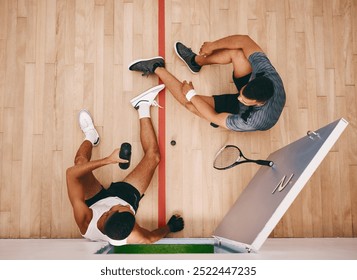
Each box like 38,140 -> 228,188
0,0 -> 356,240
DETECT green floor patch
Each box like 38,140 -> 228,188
113,244 -> 214,254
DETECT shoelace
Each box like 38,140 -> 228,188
152,100 -> 163,108
180,46 -> 193,58
134,100 -> 163,109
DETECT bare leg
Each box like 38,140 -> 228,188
195,49 -> 252,78
123,117 -> 161,196
74,140 -> 102,199
154,67 -> 215,117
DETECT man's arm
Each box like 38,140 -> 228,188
66,148 -> 128,233
181,81 -> 229,129
127,215 -> 184,244
65,157 -> 113,233
189,95 -> 229,128
127,224 -> 171,244
199,35 -> 263,59
66,148 -> 125,180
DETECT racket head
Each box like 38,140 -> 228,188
213,145 -> 243,170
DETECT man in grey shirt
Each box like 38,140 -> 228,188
128,35 -> 286,132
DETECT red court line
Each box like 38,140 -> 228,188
158,0 -> 166,227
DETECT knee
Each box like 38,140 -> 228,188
66,166 -> 74,180
147,148 -> 161,166
230,49 -> 247,65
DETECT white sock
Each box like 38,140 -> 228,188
138,103 -> 151,119
84,130 -> 98,146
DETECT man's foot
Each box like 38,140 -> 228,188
128,56 -> 165,76
174,42 -> 201,74
130,84 -> 165,109
78,109 -> 100,146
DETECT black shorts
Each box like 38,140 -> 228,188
85,182 -> 143,212
233,72 -> 251,92
213,72 -> 252,114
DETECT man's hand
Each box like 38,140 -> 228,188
107,148 -> 129,164
199,41 -> 214,57
181,80 -> 194,96
200,35 -> 263,59
167,215 -> 184,232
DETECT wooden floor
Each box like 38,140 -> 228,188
0,0 -> 356,239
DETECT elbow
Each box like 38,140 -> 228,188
209,114 -> 228,129
144,237 -> 154,244
66,167 -> 71,177
138,236 -> 156,245
143,230 -> 168,244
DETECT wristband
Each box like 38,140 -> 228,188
185,89 -> 197,101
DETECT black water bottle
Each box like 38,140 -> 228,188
119,142 -> 131,170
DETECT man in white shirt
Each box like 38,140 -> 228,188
66,85 -> 184,246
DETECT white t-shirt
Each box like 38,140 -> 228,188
81,196 -> 136,246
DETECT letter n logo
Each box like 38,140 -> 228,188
272,174 -> 294,194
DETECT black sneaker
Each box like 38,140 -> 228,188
128,56 -> 165,76
174,42 -> 201,74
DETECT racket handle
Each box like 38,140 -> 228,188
119,142 -> 131,170
255,160 -> 274,167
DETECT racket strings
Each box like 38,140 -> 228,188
214,146 -> 241,169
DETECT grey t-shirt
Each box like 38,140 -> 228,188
226,52 -> 286,131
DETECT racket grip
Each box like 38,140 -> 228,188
119,142 -> 131,170
256,160 -> 274,167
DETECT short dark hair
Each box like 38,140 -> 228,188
104,212 -> 135,240
243,76 -> 274,102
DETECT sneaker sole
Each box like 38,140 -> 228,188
174,41 -> 199,75
130,84 -> 166,105
128,56 -> 165,71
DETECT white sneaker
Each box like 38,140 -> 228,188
130,84 -> 165,109
78,109 -> 100,146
